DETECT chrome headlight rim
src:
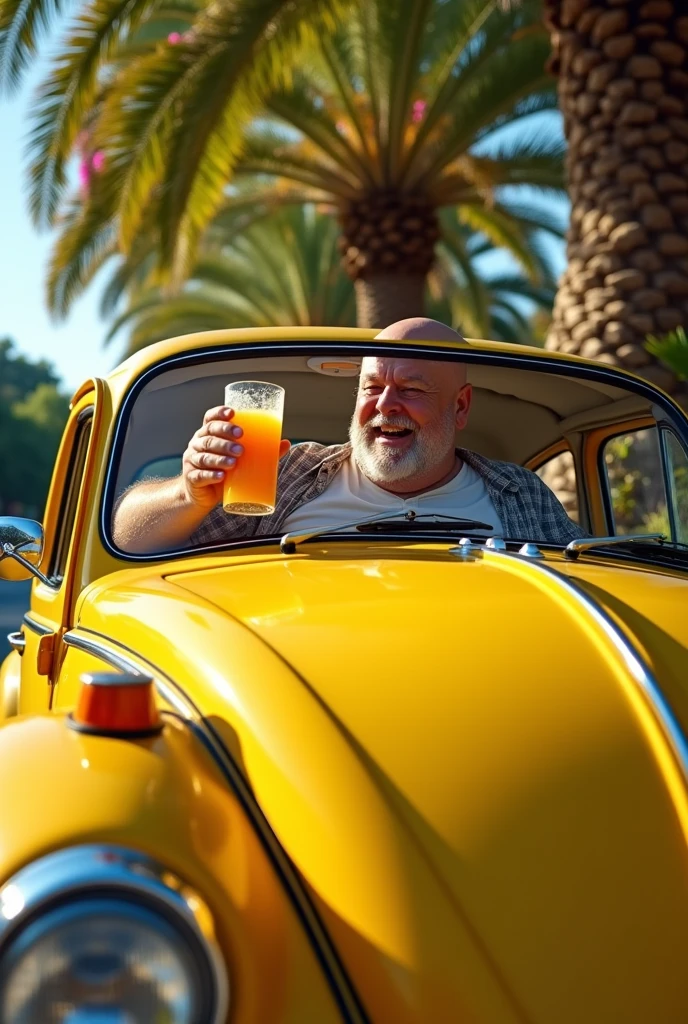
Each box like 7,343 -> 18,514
0,844 -> 229,1023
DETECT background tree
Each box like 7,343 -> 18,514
27,0 -> 563,329
85,197 -> 561,353
0,339 -> 69,516
428,204 -> 561,341
542,0 -> 688,401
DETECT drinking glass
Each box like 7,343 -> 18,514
222,380 -> 285,515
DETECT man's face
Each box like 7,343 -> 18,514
349,356 -> 472,487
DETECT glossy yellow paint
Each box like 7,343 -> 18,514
0,711 -> 345,1024
46,538 -> 688,1023
0,649 -> 20,719
2,327 -> 688,1023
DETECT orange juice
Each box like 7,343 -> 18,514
223,408 -> 283,514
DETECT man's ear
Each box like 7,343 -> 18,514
455,384 -> 472,430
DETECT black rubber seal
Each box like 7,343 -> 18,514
66,713 -> 164,739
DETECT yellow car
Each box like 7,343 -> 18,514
1,327 -> 688,1023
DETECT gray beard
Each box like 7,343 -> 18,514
349,408 -> 457,485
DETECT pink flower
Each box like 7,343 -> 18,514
91,150 -> 106,172
335,120 -> 347,134
412,99 -> 427,123
167,31 -> 182,43
78,158 -> 91,190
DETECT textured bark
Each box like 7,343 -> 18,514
544,0 -> 688,405
338,191 -> 438,326
354,274 -> 426,328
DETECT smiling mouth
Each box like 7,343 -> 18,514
372,426 -> 414,445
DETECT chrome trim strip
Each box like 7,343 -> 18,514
7,631 -> 25,655
62,627 -> 370,1023
23,614 -> 54,637
484,550 -> 688,785
0,844 -> 228,1023
63,630 -> 189,718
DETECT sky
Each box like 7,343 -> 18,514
1,62 -> 116,392
1,57 -> 570,395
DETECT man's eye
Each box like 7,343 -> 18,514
401,388 -> 420,395
363,386 -> 382,394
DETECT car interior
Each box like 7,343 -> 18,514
113,352 -> 656,525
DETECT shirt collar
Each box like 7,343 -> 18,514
317,441 -> 520,493
457,447 -> 520,493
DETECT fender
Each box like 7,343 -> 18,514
0,711 -> 352,1023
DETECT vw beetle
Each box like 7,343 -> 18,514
1,327 -> 688,1023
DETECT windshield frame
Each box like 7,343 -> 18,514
100,338 -> 688,563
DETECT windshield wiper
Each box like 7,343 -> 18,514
280,510 -> 492,554
564,533 -> 667,559
355,513 -> 494,533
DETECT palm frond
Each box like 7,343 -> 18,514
0,0 -> 64,89
152,0 -> 350,275
47,194 -> 118,316
405,26 -> 554,189
108,204 -> 356,355
402,0 -> 546,178
237,128 -> 360,196
318,31 -> 377,173
646,328 -> 688,381
266,75 -> 375,184
98,232 -> 159,316
383,0 -> 432,182
25,0 -> 163,226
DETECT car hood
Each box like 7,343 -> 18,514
164,545 -> 688,1023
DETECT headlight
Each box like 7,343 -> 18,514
0,845 -> 228,1023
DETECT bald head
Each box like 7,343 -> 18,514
374,317 -> 466,344
368,317 -> 467,387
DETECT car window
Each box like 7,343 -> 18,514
133,456 -> 183,483
49,408 -> 93,582
602,427 -> 668,537
535,450 -> 578,524
106,351 -> 672,556
665,431 -> 688,545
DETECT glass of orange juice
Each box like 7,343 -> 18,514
223,380 -> 285,515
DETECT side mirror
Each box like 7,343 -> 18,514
0,517 -> 50,584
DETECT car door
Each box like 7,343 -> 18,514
19,383 -> 103,713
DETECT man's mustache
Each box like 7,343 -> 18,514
365,415 -> 417,432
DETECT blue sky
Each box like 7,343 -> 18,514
1,63 -> 115,392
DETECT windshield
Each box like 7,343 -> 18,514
107,346 -> 686,558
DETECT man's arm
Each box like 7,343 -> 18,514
112,474 -> 213,554
112,404 -> 291,553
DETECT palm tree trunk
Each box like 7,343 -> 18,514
354,274 -> 426,328
544,0 -> 688,401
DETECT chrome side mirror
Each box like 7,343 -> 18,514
0,517 -> 52,585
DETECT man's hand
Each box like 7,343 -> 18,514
182,406 -> 290,510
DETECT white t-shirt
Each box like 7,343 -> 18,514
281,455 -> 503,534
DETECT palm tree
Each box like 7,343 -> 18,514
541,1 -> 688,401
429,204 -> 561,342
3,0 -> 564,327
100,200 -> 562,356
103,205 -> 358,354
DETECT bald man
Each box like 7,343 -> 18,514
113,318 -> 585,553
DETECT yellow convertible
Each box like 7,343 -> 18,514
1,327 -> 688,1023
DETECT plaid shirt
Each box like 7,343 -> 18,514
191,443 -> 586,546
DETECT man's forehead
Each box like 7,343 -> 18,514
359,356 -> 462,384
